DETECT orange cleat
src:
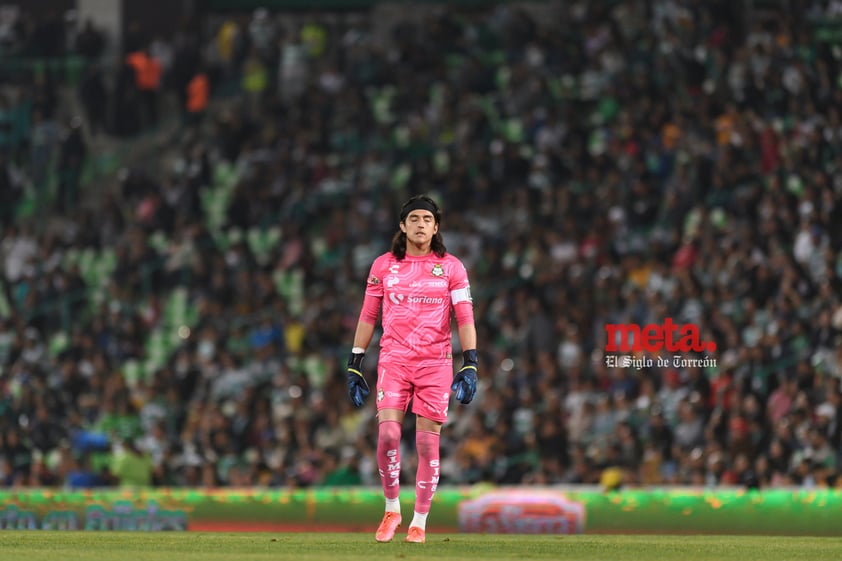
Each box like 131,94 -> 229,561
375,512 -> 402,543
405,526 -> 426,543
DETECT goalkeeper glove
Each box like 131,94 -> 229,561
346,350 -> 370,407
451,349 -> 478,404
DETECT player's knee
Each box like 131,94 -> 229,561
379,420 -> 401,446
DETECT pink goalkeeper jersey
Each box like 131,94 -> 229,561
365,251 -> 472,367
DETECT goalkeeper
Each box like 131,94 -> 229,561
347,195 -> 478,544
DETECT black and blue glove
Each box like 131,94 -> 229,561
451,349 -> 478,404
346,351 -> 370,407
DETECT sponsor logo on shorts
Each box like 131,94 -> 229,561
427,402 -> 448,416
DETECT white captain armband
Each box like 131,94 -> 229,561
451,286 -> 473,305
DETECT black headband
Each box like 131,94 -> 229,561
400,199 -> 439,222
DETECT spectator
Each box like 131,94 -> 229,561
0,1 -> 841,492
56,117 -> 87,214
78,66 -> 107,138
111,439 -> 154,488
125,47 -> 163,129
75,19 -> 105,61
184,67 -> 210,128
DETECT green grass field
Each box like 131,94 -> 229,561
0,532 -> 840,561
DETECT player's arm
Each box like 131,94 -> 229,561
352,317 -> 376,351
451,263 -> 477,404
353,263 -> 384,352
452,314 -> 478,405
347,262 -> 384,407
457,323 -> 477,355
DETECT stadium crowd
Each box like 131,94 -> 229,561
1,0 -> 842,491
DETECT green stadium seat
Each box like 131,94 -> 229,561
302,354 -> 327,390
148,231 -> 169,253
63,248 -> 81,270
391,164 -> 411,189
0,280 -> 10,317
504,119 -> 524,143
122,359 -> 143,389
273,268 -> 305,316
496,66 -> 510,90
164,289 -> 188,328
48,331 -> 68,357
227,227 -> 243,247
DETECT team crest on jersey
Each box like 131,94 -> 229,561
431,264 -> 444,277
368,275 -> 380,285
377,388 -> 385,402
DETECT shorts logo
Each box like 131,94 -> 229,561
377,388 -> 385,402
431,264 -> 444,277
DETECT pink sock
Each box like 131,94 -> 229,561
377,420 -> 402,500
414,430 -> 441,514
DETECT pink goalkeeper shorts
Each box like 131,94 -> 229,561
375,362 -> 453,423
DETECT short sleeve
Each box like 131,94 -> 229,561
449,258 -> 472,305
365,256 -> 385,298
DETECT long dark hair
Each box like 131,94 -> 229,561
390,195 -> 447,260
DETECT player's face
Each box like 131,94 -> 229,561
400,210 -> 438,245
